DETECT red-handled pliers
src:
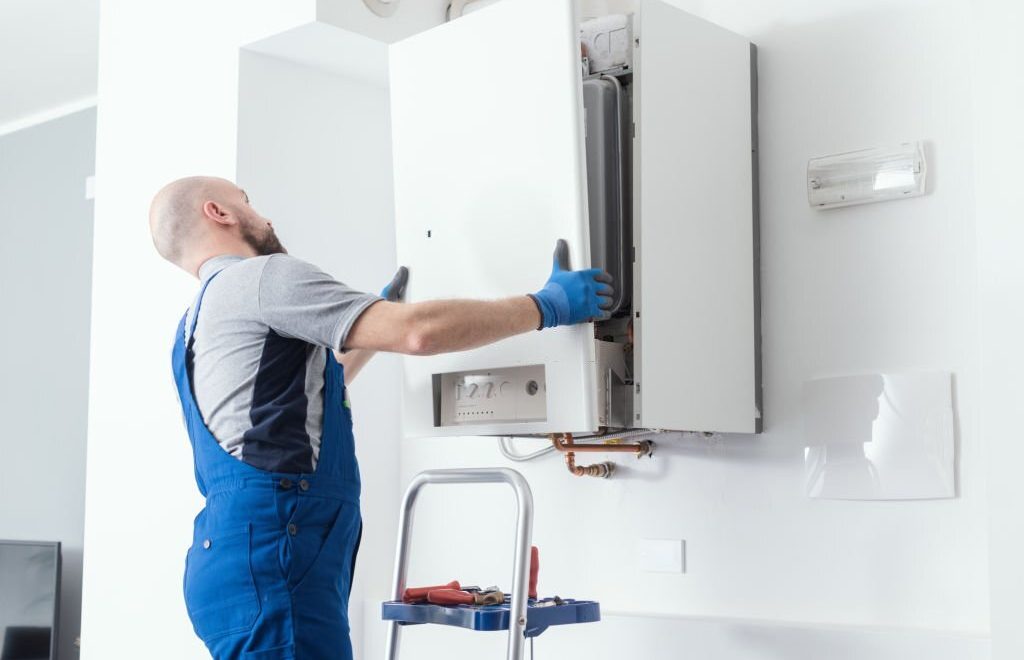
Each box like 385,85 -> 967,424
402,580 -> 461,603
427,588 -> 505,606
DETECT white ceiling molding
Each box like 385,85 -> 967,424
448,0 -> 502,20
0,96 -> 97,139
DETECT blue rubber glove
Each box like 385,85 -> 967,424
381,266 -> 409,301
528,239 -> 615,329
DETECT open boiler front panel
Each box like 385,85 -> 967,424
390,0 -> 761,438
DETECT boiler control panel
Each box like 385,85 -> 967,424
437,365 -> 547,426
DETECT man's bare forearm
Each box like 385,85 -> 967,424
405,296 -> 541,355
343,241 -> 613,358
344,296 -> 542,355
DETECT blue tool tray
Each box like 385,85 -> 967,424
381,597 -> 600,638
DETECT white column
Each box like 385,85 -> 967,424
81,3 -> 316,658
974,0 -> 1024,657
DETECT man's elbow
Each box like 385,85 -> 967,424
353,302 -> 441,356
403,326 -> 439,356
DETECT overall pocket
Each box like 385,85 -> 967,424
289,502 -> 360,595
184,524 -> 261,641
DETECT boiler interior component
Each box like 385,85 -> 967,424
583,75 -> 631,315
580,14 -> 632,74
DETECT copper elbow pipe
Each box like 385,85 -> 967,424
564,450 -> 614,478
550,433 -> 653,456
550,433 -> 652,479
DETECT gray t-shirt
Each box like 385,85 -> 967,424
184,254 -> 381,473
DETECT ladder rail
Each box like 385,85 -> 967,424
385,468 -> 535,660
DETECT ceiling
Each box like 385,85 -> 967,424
0,0 -> 100,132
0,0 -> 498,133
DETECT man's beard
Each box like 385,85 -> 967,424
241,222 -> 287,256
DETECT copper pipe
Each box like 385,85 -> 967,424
550,432 -> 653,457
564,450 -> 614,478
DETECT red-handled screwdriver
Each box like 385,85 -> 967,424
529,546 -> 539,600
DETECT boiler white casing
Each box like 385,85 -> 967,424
389,0 -> 761,437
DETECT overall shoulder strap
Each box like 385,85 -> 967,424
186,272 -> 222,348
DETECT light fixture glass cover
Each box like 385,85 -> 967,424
807,142 -> 926,209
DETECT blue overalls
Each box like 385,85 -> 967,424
172,271 -> 362,660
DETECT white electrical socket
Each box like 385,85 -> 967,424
637,539 -> 685,574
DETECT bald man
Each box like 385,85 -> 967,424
151,176 -> 613,660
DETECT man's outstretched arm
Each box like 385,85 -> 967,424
344,240 -> 614,356
346,296 -> 542,356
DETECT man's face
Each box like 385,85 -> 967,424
235,187 -> 287,256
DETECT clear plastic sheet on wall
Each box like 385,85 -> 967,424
802,372 -> 955,500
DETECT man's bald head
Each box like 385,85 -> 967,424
149,175 -> 285,275
149,176 -> 227,265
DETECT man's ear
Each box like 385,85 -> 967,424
202,200 -> 234,226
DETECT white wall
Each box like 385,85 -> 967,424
235,47 -> 397,658
373,0 -> 989,655
0,107 -> 95,660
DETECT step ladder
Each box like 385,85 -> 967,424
382,468 -> 600,660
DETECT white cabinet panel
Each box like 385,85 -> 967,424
634,1 -> 761,432
390,0 -> 599,437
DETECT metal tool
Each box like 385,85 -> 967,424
428,588 -> 506,606
402,581 -> 461,603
